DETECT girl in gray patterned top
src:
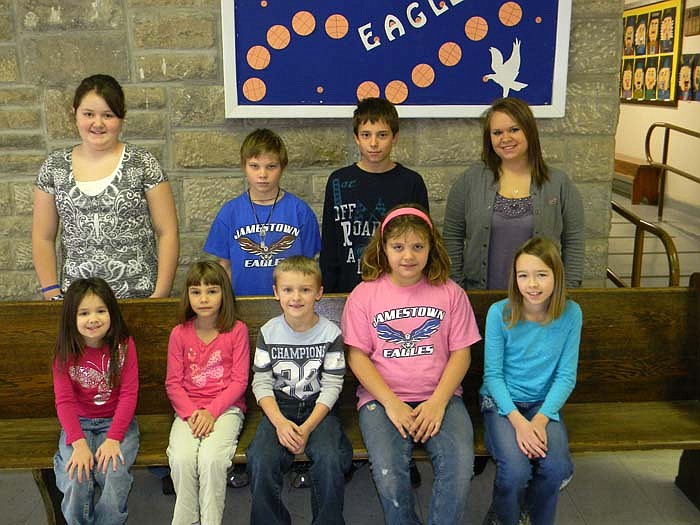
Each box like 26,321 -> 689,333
32,74 -> 179,300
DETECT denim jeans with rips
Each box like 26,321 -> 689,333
359,396 -> 474,525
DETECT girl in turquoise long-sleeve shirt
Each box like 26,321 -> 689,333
480,237 -> 582,525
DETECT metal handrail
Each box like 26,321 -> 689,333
644,122 -> 700,221
607,200 -> 680,287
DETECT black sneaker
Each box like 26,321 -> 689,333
227,465 -> 249,488
409,459 -> 421,488
291,463 -> 310,489
162,474 -> 175,495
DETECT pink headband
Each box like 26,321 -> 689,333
380,207 -> 433,235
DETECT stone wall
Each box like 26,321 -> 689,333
0,0 -> 622,300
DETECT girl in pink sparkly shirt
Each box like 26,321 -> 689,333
53,277 -> 139,524
165,261 -> 250,524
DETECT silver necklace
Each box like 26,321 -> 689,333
248,187 -> 280,248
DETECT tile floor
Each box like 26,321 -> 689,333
2,449 -> 700,524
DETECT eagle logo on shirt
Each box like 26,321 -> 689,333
376,318 -> 440,353
239,234 -> 296,260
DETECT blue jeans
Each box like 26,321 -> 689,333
54,418 -> 140,525
481,396 -> 573,525
247,395 -> 352,525
359,396 -> 474,525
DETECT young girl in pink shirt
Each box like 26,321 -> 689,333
341,205 -> 482,525
53,277 -> 139,524
165,261 -> 250,524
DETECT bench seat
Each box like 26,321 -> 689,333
3,400 -> 699,471
2,275 -> 699,523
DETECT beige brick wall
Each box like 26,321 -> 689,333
0,0 -> 622,299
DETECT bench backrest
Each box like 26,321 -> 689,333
1,277 -> 698,420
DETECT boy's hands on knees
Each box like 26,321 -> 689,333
188,409 -> 215,438
66,438 -> 94,483
508,411 -> 547,459
274,418 -> 304,453
384,398 -> 416,439
96,438 -> 124,473
410,397 -> 447,443
289,424 -> 312,455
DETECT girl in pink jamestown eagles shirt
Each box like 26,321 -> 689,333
341,204 -> 482,525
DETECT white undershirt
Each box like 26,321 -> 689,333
74,147 -> 125,196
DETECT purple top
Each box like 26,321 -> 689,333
487,194 -> 534,290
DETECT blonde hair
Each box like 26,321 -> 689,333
361,204 -> 451,285
504,237 -> 566,328
178,261 -> 239,332
273,256 -> 322,287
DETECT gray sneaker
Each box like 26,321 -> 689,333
560,472 -> 573,490
518,509 -> 532,525
482,507 -> 500,525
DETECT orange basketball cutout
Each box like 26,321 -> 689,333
499,2 -> 523,27
385,80 -> 408,104
292,11 -> 316,36
267,25 -> 291,50
465,17 -> 488,41
325,14 -> 349,39
242,78 -> 267,102
356,81 -> 380,100
246,46 -> 271,70
439,42 -> 462,67
412,64 -> 435,88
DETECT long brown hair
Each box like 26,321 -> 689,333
504,237 -> 566,328
481,97 -> 549,186
54,278 -> 130,388
178,261 -> 239,331
361,204 -> 451,285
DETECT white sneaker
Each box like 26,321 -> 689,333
518,510 -> 532,525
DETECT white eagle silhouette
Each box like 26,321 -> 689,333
484,38 -> 528,98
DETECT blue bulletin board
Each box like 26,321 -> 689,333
222,1 -> 572,118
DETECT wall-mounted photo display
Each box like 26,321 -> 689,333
647,11 -> 661,54
645,56 -> 659,99
621,59 -> 634,98
633,58 -> 646,99
683,5 -> 700,36
677,53 -> 700,101
635,12 -> 649,55
621,0 -> 683,106
678,54 -> 692,100
624,16 -> 636,55
657,55 -> 673,100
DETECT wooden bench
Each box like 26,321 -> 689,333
614,153 -> 661,205
1,276 -> 699,524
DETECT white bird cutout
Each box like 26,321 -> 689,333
484,38 -> 528,98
